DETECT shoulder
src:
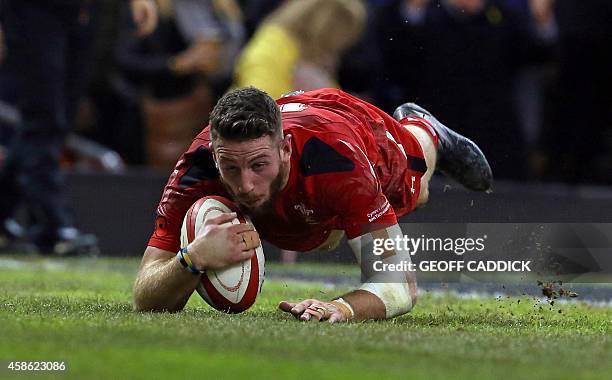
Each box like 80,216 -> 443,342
186,126 -> 213,164
176,127 -> 219,185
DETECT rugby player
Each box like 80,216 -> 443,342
133,87 -> 492,322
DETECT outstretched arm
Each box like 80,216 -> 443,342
278,224 -> 417,322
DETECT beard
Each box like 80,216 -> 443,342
222,161 -> 289,218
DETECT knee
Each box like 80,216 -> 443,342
416,186 -> 429,208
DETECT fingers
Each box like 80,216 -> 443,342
279,301 -> 312,321
205,212 -> 238,226
301,308 -> 322,321
204,214 -> 257,237
278,301 -> 295,313
277,299 -> 315,318
227,223 -> 255,234
204,214 -> 257,240
239,230 -> 260,250
222,248 -> 255,267
279,300 -> 345,323
303,305 -> 331,321
290,299 -> 316,317
237,249 -> 255,262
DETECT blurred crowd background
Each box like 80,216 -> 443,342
2,0 -> 611,183
0,0 -> 610,254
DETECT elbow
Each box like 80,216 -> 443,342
132,288 -> 157,312
409,282 -> 418,309
133,304 -> 183,313
407,271 -> 418,308
133,292 -> 185,313
132,292 -> 155,312
383,277 -> 418,318
389,296 -> 414,319
132,280 -> 185,313
360,281 -> 416,319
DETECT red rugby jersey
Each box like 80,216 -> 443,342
148,88 -> 427,252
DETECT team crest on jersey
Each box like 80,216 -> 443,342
280,103 -> 308,113
294,202 -> 317,224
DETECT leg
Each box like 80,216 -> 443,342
0,156 -> 30,250
2,1 -> 73,232
2,2 -> 97,255
394,103 -> 493,191
401,124 -> 437,207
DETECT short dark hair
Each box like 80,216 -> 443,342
209,87 -> 282,143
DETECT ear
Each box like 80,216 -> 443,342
280,134 -> 292,162
210,143 -> 219,168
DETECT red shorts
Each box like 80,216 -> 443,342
293,88 -> 433,218
374,116 -> 431,219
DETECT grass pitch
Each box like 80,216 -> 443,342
0,256 -> 611,380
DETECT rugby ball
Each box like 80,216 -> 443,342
180,196 -> 265,313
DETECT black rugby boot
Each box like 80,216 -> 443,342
393,103 -> 493,191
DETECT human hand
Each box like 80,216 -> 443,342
187,212 -> 260,270
171,39 -> 221,76
278,299 -> 353,323
130,0 -> 159,37
529,0 -> 555,27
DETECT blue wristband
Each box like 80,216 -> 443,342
177,247 -> 201,274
